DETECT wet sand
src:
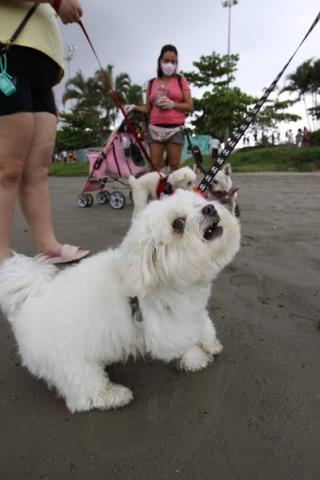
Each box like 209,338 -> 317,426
1,173 -> 320,480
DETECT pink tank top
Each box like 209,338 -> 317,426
147,76 -> 190,125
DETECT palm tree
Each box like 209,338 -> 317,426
62,71 -> 100,110
125,84 -> 144,105
94,66 -> 131,127
281,59 -> 314,129
309,59 -> 320,125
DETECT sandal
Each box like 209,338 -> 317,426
43,244 -> 90,265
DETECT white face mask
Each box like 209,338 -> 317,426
161,62 -> 176,76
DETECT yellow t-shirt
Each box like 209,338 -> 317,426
0,1 -> 64,81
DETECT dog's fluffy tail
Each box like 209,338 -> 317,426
0,253 -> 57,317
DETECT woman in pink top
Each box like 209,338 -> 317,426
134,45 -> 193,171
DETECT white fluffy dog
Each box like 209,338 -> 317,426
129,166 -> 197,217
0,190 -> 240,413
208,163 -> 240,217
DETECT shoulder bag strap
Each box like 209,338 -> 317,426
0,2 -> 39,53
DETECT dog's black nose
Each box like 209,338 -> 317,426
202,204 -> 217,217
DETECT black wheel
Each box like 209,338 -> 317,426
78,194 -> 89,208
96,190 -> 110,204
109,191 -> 126,210
85,193 -> 94,207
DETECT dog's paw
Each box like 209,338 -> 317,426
94,383 -> 133,410
177,345 -> 212,372
199,337 -> 223,358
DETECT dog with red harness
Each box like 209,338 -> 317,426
207,163 -> 240,217
129,166 -> 196,218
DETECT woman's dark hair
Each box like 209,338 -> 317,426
157,44 -> 178,78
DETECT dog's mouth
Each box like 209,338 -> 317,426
203,219 -> 223,241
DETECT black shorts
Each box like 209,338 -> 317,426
0,45 -> 60,116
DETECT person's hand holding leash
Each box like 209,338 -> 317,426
52,0 -> 83,24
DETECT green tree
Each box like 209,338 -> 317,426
94,66 -> 131,126
251,98 -> 301,141
192,86 -> 255,140
185,51 -> 302,141
56,109 -> 108,150
125,83 -> 144,105
183,52 -> 251,140
307,59 -> 320,122
182,52 -> 239,88
281,59 -> 314,129
57,66 -> 137,150
62,71 -> 99,109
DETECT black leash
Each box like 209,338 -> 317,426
198,10 -> 320,193
0,2 -> 39,53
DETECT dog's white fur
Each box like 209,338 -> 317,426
0,190 -> 240,413
129,166 -> 196,217
208,163 -> 239,216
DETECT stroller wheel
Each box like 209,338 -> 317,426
85,193 -> 94,207
109,191 -> 126,210
78,193 -> 90,208
96,190 -> 110,205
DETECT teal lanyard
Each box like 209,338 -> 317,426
0,54 -> 11,77
0,53 -> 16,96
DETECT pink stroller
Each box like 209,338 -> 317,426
78,117 -> 149,209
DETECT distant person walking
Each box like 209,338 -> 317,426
296,128 -> 303,147
61,149 -> 68,163
286,129 -> 294,144
302,127 -> 310,147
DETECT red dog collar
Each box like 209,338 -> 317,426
52,0 -> 62,13
156,177 -> 173,198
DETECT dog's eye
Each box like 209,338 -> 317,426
172,218 -> 185,233
187,181 -> 192,186
213,180 -> 218,185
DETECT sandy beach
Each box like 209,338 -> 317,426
1,173 -> 319,480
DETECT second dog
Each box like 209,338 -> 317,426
129,166 -> 196,217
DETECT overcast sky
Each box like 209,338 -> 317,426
56,0 -> 320,135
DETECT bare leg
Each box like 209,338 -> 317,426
0,113 -> 34,261
19,113 -> 63,256
166,143 -> 183,171
149,143 -> 166,170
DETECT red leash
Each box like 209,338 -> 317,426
78,20 -> 159,173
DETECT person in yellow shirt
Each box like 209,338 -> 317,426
0,0 -> 90,264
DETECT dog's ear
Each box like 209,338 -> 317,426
120,214 -> 166,295
224,163 -> 232,176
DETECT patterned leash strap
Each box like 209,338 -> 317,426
198,10 -> 320,193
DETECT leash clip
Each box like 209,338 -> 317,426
0,40 -> 12,54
